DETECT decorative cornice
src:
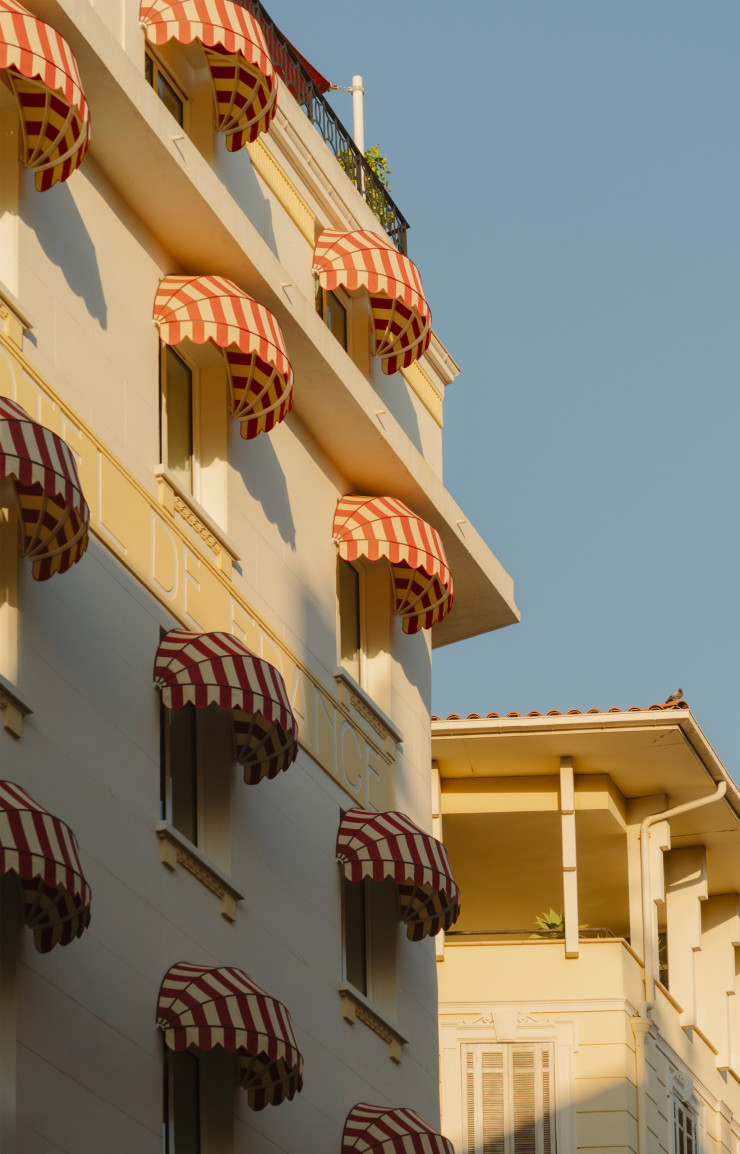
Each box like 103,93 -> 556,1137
339,983 -> 407,1063
174,495 -> 221,554
0,675 -> 32,739
156,823 -> 243,922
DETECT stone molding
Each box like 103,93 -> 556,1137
156,822 -> 243,922
338,982 -> 407,1064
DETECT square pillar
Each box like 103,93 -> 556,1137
665,846 -> 707,1029
695,894 -> 740,1069
560,757 -> 579,958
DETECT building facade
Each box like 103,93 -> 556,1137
0,2 -> 518,1150
433,704 -> 740,1154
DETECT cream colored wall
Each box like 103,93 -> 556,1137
439,940 -> 740,1154
0,4 -> 461,1151
437,770 -> 740,1154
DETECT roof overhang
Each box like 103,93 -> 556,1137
35,0 -> 518,646
433,707 -> 740,894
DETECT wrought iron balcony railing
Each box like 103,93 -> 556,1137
237,0 -> 410,254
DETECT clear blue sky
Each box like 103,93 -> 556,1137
267,1 -> 740,773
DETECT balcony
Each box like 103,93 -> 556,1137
237,0 -> 410,253
438,936 -> 645,1009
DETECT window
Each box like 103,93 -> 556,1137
164,1047 -> 201,1154
674,1097 -> 697,1154
163,1043 -> 236,1153
336,557 -> 392,713
341,874 -> 397,1015
146,47 -> 185,126
316,285 -> 348,351
338,558 -> 361,683
161,345 -> 195,494
463,1043 -> 555,1154
160,700 -> 233,872
161,702 -> 201,847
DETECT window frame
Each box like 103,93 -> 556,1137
335,555 -> 392,714
316,283 -> 351,354
462,1041 -> 556,1154
145,45 -> 188,129
340,867 -> 398,1016
337,556 -> 362,685
669,1071 -> 701,1154
160,343 -> 199,499
160,699 -> 205,849
163,1043 -> 202,1154
439,1015 -> 576,1154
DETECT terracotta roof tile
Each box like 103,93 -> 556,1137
431,700 -> 689,722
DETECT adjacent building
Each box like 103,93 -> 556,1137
0,1 -> 518,1150
433,703 -> 740,1154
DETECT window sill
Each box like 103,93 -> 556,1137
334,668 -> 402,755
339,982 -> 407,1064
0,674 -> 32,739
155,821 -> 243,922
154,466 -> 240,577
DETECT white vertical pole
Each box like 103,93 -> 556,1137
559,756 -> 579,959
351,75 -> 365,199
351,75 -> 365,155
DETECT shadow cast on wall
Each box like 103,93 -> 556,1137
23,176 -> 107,328
236,428 -> 296,550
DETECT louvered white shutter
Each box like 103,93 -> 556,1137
463,1044 -> 555,1154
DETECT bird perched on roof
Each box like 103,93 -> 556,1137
665,688 -> 683,703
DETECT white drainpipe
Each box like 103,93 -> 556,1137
632,779 -> 726,1154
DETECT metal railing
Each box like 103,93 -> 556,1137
446,928 -> 619,940
236,0 -> 410,254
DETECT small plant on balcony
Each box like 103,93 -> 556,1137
337,143 -> 395,232
531,908 -> 590,938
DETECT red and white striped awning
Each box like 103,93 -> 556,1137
140,0 -> 276,149
0,0 -> 89,190
153,275 -> 293,441
157,962 -> 303,1109
333,496 -> 453,634
0,781 -> 91,953
312,230 -> 431,375
154,629 -> 298,784
342,1103 -> 455,1154
0,396 -> 89,580
336,808 -> 460,942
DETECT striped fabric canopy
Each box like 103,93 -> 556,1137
157,962 -> 303,1109
0,0 -> 90,190
140,0 -> 276,148
0,396 -> 89,580
336,808 -> 460,942
153,275 -> 293,440
333,496 -> 453,634
154,629 -> 298,784
0,781 -> 91,953
342,1103 -> 455,1154
312,230 -> 431,375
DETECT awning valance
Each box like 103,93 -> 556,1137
140,0 -> 276,148
0,0 -> 89,190
0,396 -> 89,580
153,275 -> 293,440
154,629 -> 298,784
333,496 -> 453,634
0,781 -> 91,953
312,230 -> 431,375
336,808 -> 460,941
157,961 -> 303,1109
342,1103 -> 455,1154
